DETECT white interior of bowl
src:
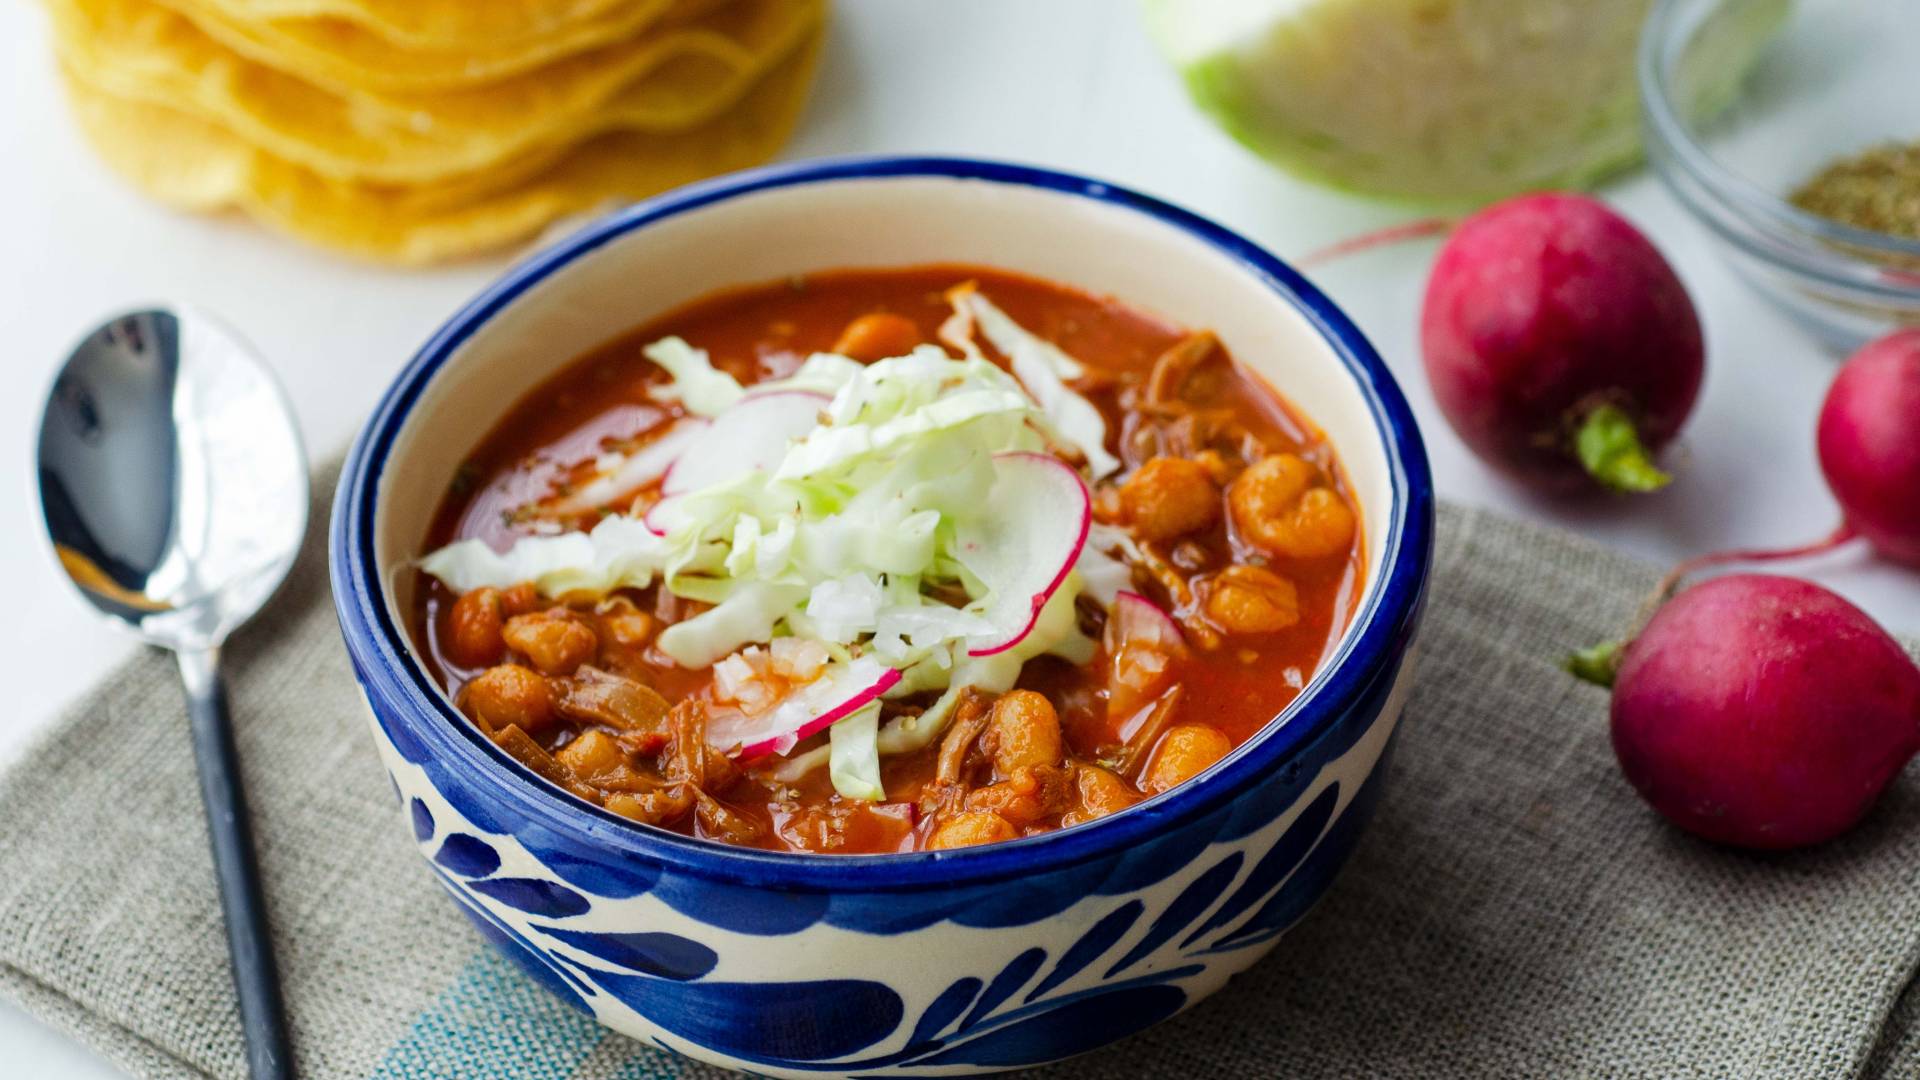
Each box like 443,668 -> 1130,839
374,175 -> 1396,681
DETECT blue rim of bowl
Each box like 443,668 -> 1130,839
330,155 -> 1434,891
1639,0 -> 1920,297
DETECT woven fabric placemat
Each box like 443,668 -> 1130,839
2,460 -> 1916,1079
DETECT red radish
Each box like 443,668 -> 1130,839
953,451 -> 1092,656
708,656 -> 902,760
1105,591 -> 1185,653
1585,574 -> 1920,850
1818,329 -> 1920,566
1420,193 -> 1704,493
1650,329 -> 1920,593
640,390 -> 827,536
643,493 -> 687,537
660,390 -> 828,496
547,417 -> 706,516
1105,591 -> 1187,725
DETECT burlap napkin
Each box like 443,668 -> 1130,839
3,459 -> 1917,1080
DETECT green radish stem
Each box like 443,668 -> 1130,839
1574,405 -> 1671,494
1569,521 -> 1864,689
1565,640 -> 1624,688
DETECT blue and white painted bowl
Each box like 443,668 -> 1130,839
331,157 -> 1433,1077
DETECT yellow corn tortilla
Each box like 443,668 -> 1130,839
51,0 -> 823,185
193,0 -> 636,50
59,29 -> 822,265
146,0 -> 724,94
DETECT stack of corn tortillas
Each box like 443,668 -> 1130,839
45,0 -> 826,263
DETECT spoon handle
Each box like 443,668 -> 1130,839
178,648 -> 294,1080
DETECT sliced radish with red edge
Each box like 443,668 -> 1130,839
1105,591 -> 1186,654
548,417 -> 706,516
661,390 -> 829,496
708,656 -> 902,760
955,451 -> 1092,657
1104,591 -> 1187,725
643,494 -> 688,536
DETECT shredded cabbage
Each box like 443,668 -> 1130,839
643,337 -> 744,417
420,290 -> 1143,799
828,701 -> 885,801
954,288 -> 1122,478
753,352 -> 866,398
656,581 -> 809,669
804,574 -> 886,644
419,516 -> 669,597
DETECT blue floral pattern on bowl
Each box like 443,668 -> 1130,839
332,157 -> 1433,1077
370,652 -> 1409,1074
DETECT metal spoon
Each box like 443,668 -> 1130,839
35,308 -> 305,1080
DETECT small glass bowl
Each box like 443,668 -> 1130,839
1641,0 -> 1920,352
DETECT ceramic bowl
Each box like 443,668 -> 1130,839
330,157 -> 1433,1077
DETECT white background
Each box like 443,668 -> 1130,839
4,1 -> 1916,1075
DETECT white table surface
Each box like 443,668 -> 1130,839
4,1 -> 1916,1075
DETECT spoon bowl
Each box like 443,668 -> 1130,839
37,308 -> 306,649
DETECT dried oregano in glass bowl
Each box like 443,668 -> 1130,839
1641,0 -> 1920,351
